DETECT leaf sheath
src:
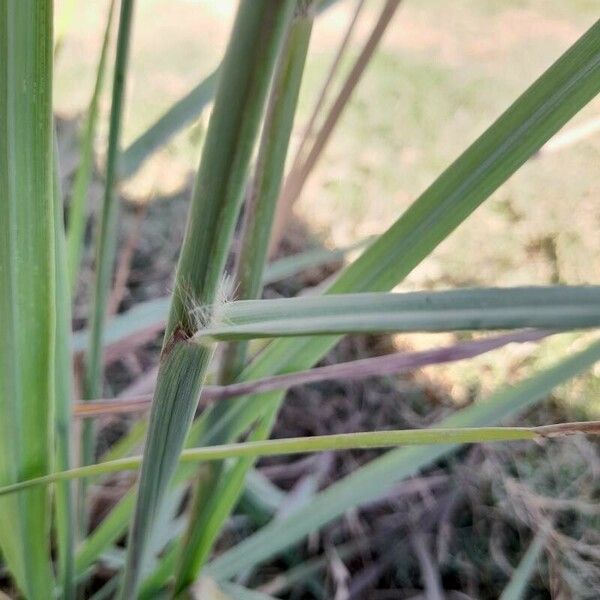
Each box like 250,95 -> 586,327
120,2 -> 296,597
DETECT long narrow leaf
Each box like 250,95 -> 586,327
53,132 -> 76,599
81,0 -> 136,536
0,1 -> 55,595
120,68 -> 219,179
499,531 -> 548,600
83,0 -> 136,417
6,419 -> 600,495
72,295 -> 169,354
73,330 -> 551,417
66,0 -> 117,290
198,287 -> 600,340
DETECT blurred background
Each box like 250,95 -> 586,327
55,1 -> 600,597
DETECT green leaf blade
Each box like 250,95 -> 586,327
84,0 -> 136,401
66,0 -> 117,291
120,68 -> 219,179
0,0 -> 56,595
499,531 -> 548,600
202,287 -> 600,340
53,132 -> 76,599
